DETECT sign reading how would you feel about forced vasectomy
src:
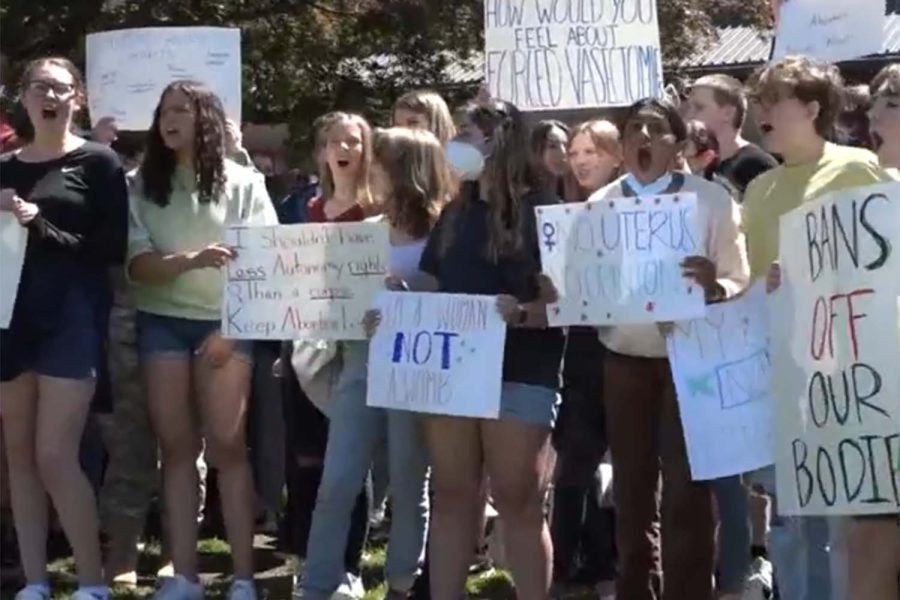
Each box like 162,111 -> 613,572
536,193 -> 705,326
484,0 -> 663,110
221,222 -> 389,341
367,292 -> 506,419
773,182 -> 900,516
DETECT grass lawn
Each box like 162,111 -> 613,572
0,536 -> 526,600
0,534 -> 603,599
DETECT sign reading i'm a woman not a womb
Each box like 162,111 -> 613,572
367,292 -> 507,419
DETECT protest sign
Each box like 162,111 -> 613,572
367,292 -> 506,419
483,0 -> 663,110
0,213 -> 27,329
86,27 -> 241,129
221,222 -> 389,341
536,193 -> 704,326
772,0 -> 885,64
667,282 -> 775,481
773,182 -> 900,515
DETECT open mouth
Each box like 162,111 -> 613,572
637,147 -> 652,170
41,107 -> 58,120
336,159 -> 350,168
760,123 -> 774,134
871,131 -> 884,150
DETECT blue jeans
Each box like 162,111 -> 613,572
712,475 -> 750,593
301,343 -> 429,597
749,466 -> 839,600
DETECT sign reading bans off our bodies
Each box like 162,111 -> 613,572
367,292 -> 506,419
773,182 -> 900,516
484,0 -> 663,110
536,193 -> 705,326
221,222 -> 389,341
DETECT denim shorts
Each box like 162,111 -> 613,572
136,311 -> 253,363
0,284 -> 105,382
500,382 -> 560,428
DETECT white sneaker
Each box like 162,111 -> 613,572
15,585 -> 50,600
331,572 -> 365,600
153,574 -> 204,600
742,557 -> 774,600
227,579 -> 257,600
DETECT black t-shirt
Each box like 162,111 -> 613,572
0,142 -> 128,317
420,185 -> 565,389
714,143 -> 778,196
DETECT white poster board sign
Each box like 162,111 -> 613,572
484,0 -> 663,110
667,282 -> 775,481
367,292 -> 506,419
772,0 -> 885,64
221,223 -> 389,341
536,193 -> 704,326
0,213 -> 28,329
773,182 -> 900,515
86,27 -> 241,129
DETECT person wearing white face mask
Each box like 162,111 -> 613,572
445,137 -> 484,182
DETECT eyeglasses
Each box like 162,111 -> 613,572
26,80 -> 76,99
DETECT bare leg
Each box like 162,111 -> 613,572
422,416 -> 483,600
194,355 -> 255,579
35,375 -> 103,586
0,373 -> 47,584
482,419 -> 553,600
145,358 -> 200,580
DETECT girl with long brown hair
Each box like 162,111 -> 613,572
298,127 -> 451,599
127,80 -> 277,600
392,90 -> 456,146
417,100 -> 563,600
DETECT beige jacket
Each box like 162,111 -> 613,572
589,173 -> 750,358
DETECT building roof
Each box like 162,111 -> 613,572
678,13 -> 900,71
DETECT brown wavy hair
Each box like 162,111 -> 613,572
393,90 -> 457,145
748,55 -> 844,138
313,111 -> 374,210
140,80 -> 226,207
373,127 -> 452,239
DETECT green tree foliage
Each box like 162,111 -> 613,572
0,0 -> 772,158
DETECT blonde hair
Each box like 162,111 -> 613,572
393,90 -> 457,145
871,63 -> 900,98
748,55 -> 844,137
373,127 -> 452,238
314,112 -> 374,209
567,119 -> 622,199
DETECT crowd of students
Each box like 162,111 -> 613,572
0,51 -> 898,600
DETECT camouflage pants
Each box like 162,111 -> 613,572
98,305 -> 207,531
